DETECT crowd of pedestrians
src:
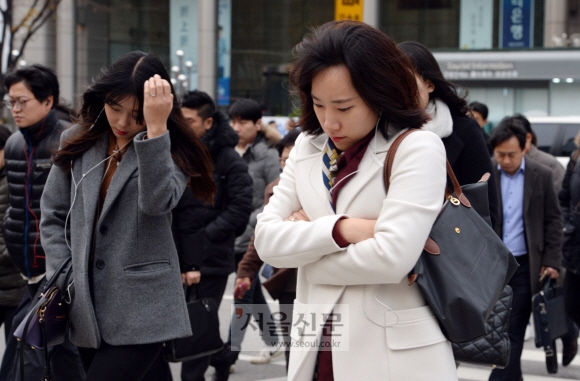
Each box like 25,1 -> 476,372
0,19 -> 576,381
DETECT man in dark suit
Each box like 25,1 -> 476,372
489,118 -> 563,381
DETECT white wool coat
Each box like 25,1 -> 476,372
255,128 -> 458,381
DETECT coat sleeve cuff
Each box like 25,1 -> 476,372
332,217 -> 350,248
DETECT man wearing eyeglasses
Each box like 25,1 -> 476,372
0,65 -> 85,380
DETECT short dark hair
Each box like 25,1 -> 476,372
490,118 -> 528,150
277,128 -> 301,155
510,114 -> 531,133
509,113 -> 537,146
4,64 -> 60,109
181,91 -> 216,120
0,125 -> 12,150
398,41 -> 468,117
468,101 -> 489,120
228,99 -> 262,123
291,20 -> 427,137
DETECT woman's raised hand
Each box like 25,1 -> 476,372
143,74 -> 173,139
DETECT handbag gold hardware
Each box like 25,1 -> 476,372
449,197 -> 460,206
455,227 -> 460,233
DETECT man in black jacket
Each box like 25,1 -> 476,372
0,65 -> 85,380
175,91 -> 253,381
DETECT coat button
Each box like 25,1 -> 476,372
100,225 -> 108,234
95,260 -> 105,269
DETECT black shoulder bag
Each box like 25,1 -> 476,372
163,285 -> 223,362
384,129 -> 519,345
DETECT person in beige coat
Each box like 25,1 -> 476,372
254,21 -> 458,381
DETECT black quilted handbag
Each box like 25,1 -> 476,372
452,286 -> 513,368
384,130 -> 518,343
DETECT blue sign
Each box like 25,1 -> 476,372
217,0 -> 231,106
500,0 -> 534,48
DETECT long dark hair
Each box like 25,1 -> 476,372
291,20 -> 428,137
53,51 -> 215,202
398,41 -> 469,117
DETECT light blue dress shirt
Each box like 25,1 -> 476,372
499,158 -> 527,256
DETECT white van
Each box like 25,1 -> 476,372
527,116 -> 580,167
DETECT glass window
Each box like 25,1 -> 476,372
467,87 -> 515,125
514,88 -> 548,117
109,0 -> 170,66
380,0 -> 462,49
531,123 -> 559,153
561,124 -> 580,157
78,0 -> 170,91
230,0 -> 333,115
550,82 -> 580,117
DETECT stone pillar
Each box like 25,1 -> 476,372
544,0 -> 567,47
198,0 -> 217,99
364,0 -> 380,28
56,0 -> 75,104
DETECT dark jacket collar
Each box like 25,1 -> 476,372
19,110 -> 60,146
201,111 -> 239,156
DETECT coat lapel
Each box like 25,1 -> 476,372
492,166 -> 503,235
98,143 -> 138,224
523,160 -> 536,216
81,133 -> 108,236
303,135 -> 336,216
335,132 -> 388,213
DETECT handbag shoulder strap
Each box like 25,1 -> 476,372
383,128 -> 472,274
44,257 -> 72,292
383,129 -> 470,208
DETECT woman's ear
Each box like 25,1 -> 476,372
426,79 -> 435,94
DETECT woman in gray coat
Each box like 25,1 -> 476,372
40,52 -> 215,381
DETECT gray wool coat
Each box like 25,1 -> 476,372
40,126 -> 192,349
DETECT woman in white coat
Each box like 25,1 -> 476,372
254,21 -> 458,381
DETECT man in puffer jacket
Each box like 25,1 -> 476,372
0,65 -> 84,381
0,125 -> 26,369
175,91 -> 253,381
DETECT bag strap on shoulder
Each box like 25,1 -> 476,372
383,128 -> 473,285
383,129 -> 469,207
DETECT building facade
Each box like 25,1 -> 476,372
12,0 -> 580,123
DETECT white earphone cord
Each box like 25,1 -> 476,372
64,137 -> 134,251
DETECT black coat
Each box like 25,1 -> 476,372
559,150 -> 580,273
442,115 -> 498,227
4,111 -> 67,278
172,111 -> 253,276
